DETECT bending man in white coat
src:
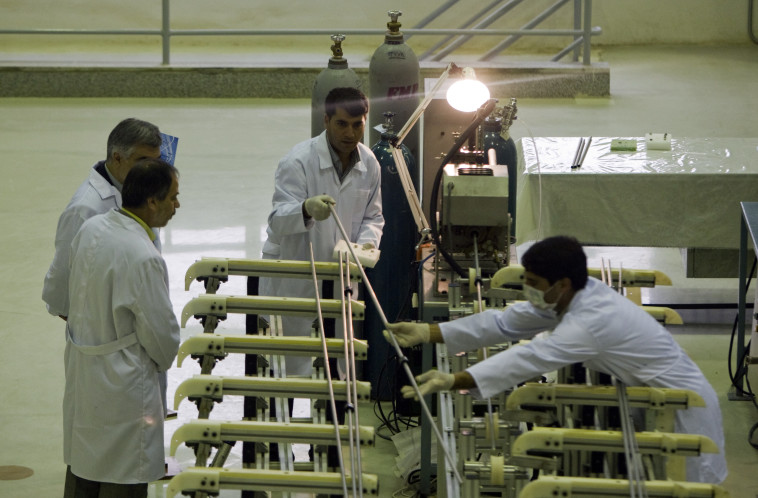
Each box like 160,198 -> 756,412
260,86 -> 384,377
63,158 -> 181,498
387,235 -> 727,484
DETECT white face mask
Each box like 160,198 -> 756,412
523,283 -> 559,311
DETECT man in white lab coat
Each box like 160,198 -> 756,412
63,158 -> 181,497
42,118 -> 177,418
260,87 -> 383,377
43,118 -> 163,317
387,235 -> 728,484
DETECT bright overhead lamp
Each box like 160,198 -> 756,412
446,67 -> 490,113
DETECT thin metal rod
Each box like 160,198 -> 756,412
572,138 -> 585,166
342,255 -> 364,497
337,255 -> 361,497
615,378 -> 648,497
327,204 -> 463,484
471,233 -> 497,452
308,242 -> 348,497
578,136 -> 592,166
271,317 -> 295,475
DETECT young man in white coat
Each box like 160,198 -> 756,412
63,158 -> 181,498
387,235 -> 728,484
259,88 -> 382,480
260,87 -> 384,377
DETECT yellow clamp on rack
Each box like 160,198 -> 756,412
519,476 -> 729,498
176,334 -> 368,366
170,419 -> 375,456
185,257 -> 363,290
173,374 -> 372,410
166,467 -> 379,498
180,294 -> 365,327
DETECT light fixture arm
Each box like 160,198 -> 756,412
392,62 -> 462,148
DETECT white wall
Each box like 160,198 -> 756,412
0,0 -> 751,57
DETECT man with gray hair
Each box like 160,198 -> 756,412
43,117 -> 163,317
42,118 -> 176,418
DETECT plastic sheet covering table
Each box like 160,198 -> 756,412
515,137 -> 758,249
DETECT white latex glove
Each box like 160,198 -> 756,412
383,322 -> 430,348
304,194 -> 336,221
401,370 -> 455,400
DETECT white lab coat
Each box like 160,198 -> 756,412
43,162 -> 161,317
64,209 -> 179,484
260,131 -> 383,375
440,277 -> 727,484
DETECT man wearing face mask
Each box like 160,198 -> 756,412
385,235 -> 727,484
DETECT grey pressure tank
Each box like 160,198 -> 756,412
366,112 -> 419,400
368,11 -> 421,165
311,34 -> 362,138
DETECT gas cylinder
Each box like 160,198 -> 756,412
365,112 -> 418,400
368,11 -> 421,165
481,98 -> 519,238
311,34 -> 362,138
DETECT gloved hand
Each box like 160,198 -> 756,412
401,370 -> 455,400
383,322 -> 430,348
304,195 -> 336,221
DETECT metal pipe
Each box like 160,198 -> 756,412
583,0 -> 593,64
418,0 -> 503,60
338,255 -> 362,497
343,257 -> 364,497
431,0 -> 527,61
327,204 -> 464,485
572,0 -> 582,62
0,27 -> 597,37
308,241 -> 348,497
410,0 -> 461,32
162,0 -> 170,65
551,35 -> 584,62
479,0 -> 571,61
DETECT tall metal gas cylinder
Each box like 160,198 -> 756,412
368,11 -> 421,165
481,98 -> 519,238
311,34 -> 362,138
366,112 -> 418,399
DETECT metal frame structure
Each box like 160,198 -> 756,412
0,0 -> 599,65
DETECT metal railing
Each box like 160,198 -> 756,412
0,0 -> 600,65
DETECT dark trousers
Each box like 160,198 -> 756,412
64,466 -> 147,498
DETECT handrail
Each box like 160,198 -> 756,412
0,0 -> 599,66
